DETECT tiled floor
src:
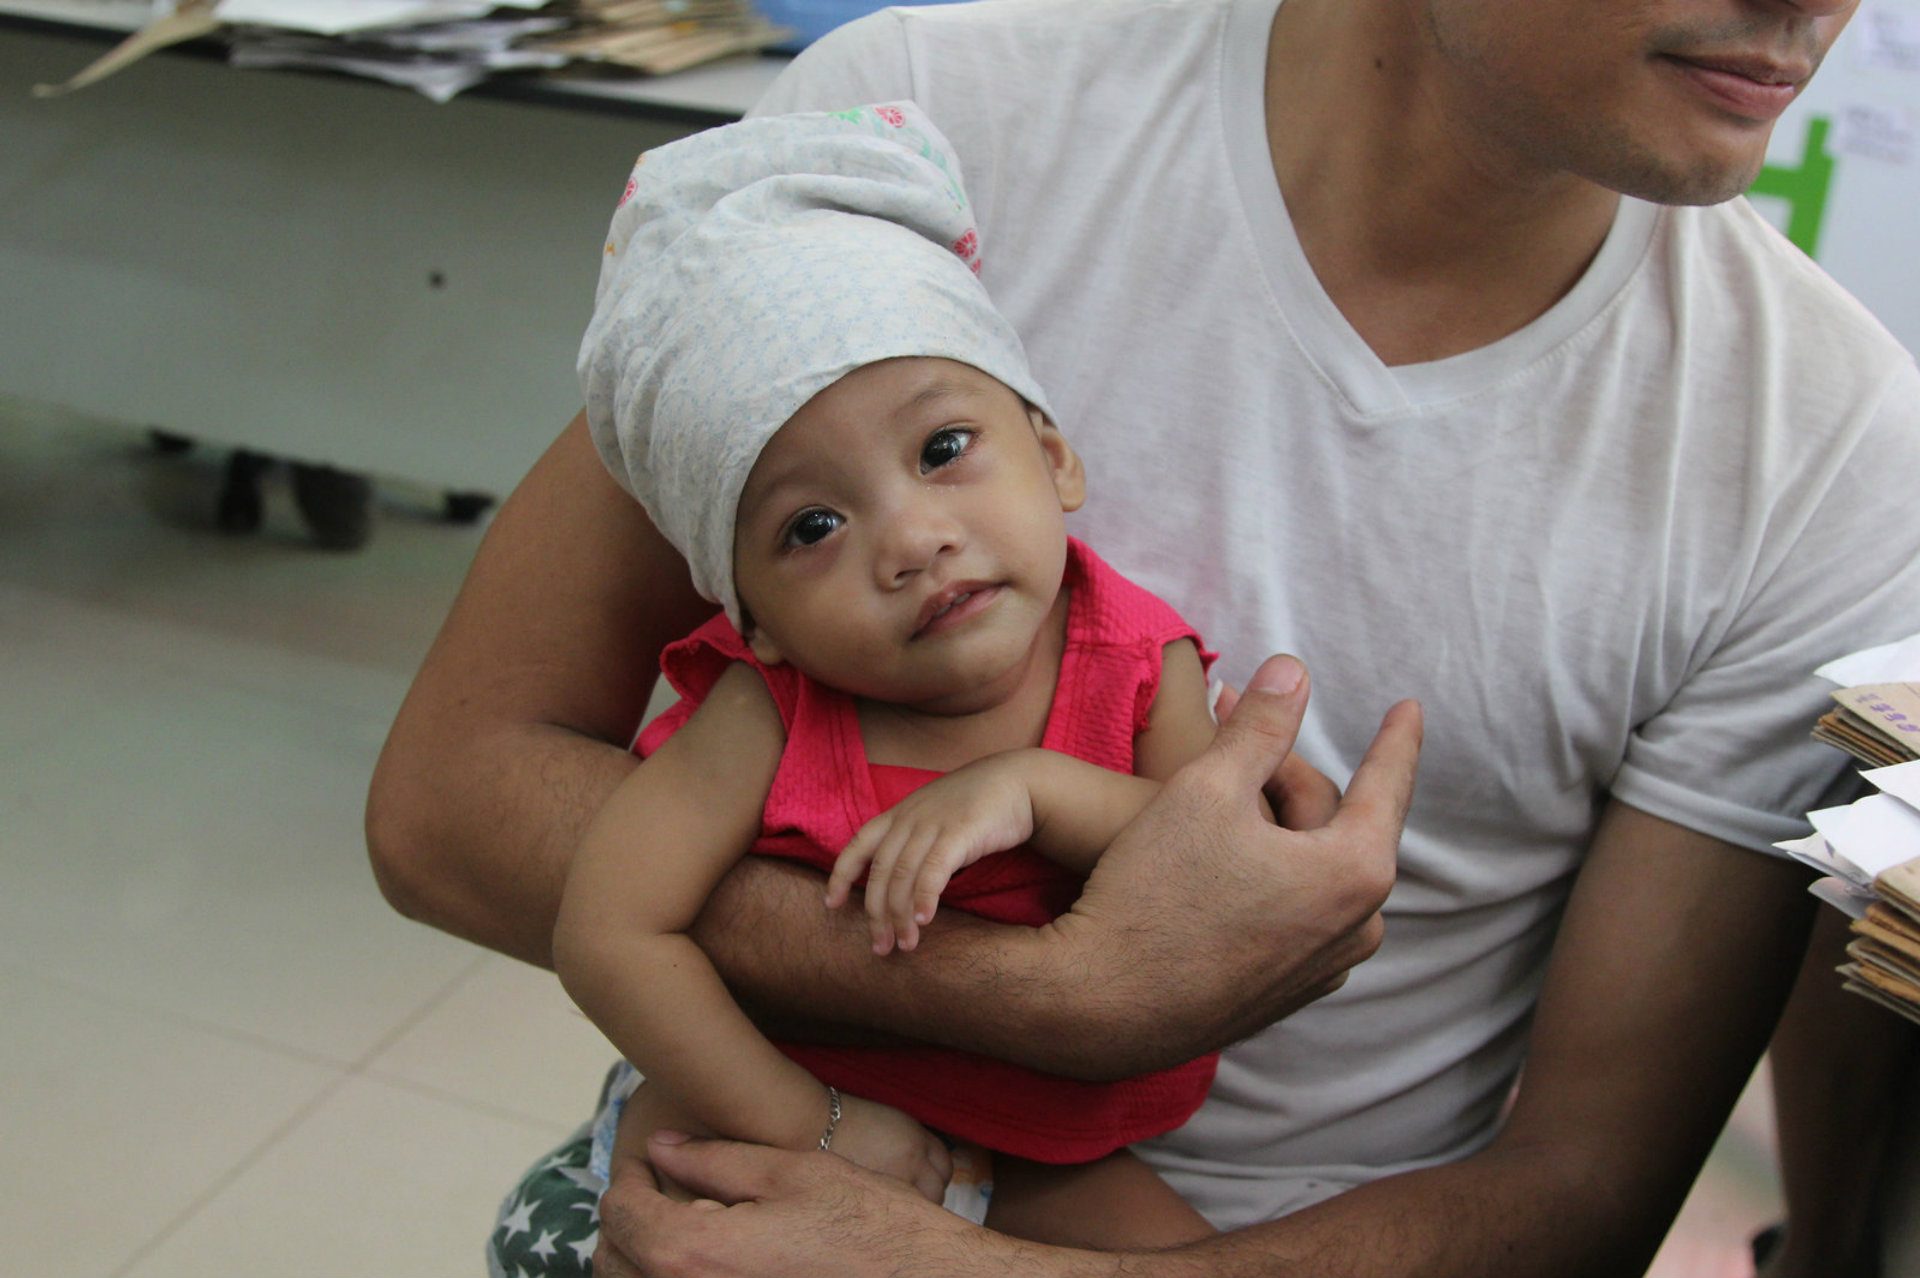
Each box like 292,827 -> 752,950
1,400 -> 1780,1275
1,401 -> 619,1276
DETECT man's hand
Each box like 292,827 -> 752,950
827,753 -> 1038,954
1036,654 -> 1422,1076
596,1135 -> 991,1278
1211,679 -> 1343,829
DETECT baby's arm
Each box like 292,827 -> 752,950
830,640 -> 1223,952
553,663 -> 950,1198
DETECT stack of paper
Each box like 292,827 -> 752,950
1813,631 -> 1920,769
221,0 -> 789,97
1782,631 -> 1920,1024
1815,682 -> 1920,768
35,0 -> 792,103
223,3 -> 574,102
1780,761 -> 1920,915
1847,858 -> 1920,1026
529,0 -> 791,77
218,0 -> 552,33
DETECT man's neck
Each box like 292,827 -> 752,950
1265,0 -> 1623,366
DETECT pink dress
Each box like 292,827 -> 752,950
637,538 -> 1219,1163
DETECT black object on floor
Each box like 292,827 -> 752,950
217,449 -> 272,535
291,463 -> 374,551
148,428 -> 196,456
150,432 -> 486,550
443,491 -> 496,525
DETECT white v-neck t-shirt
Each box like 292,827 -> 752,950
750,0 -> 1920,1229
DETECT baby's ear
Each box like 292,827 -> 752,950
744,622 -> 785,667
1030,408 -> 1086,514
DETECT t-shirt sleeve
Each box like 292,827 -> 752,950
748,10 -> 917,118
1611,360 -> 1920,852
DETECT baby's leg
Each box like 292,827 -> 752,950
985,1149 -> 1215,1250
609,1078 -> 712,1204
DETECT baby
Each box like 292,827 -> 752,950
557,103 -> 1230,1248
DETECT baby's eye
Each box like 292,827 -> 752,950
783,508 -> 843,548
920,427 -> 975,472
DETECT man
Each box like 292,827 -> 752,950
366,0 -> 1920,1273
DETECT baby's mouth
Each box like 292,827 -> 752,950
912,583 -> 999,638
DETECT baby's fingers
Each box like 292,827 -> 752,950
889,832 -> 944,951
860,827 -> 908,954
828,819 -> 889,908
866,827 -> 934,955
896,845 -> 966,952
910,1145 -> 952,1204
893,834 -> 975,952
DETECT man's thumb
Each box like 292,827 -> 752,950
1201,654 -> 1308,791
646,1133 -> 779,1203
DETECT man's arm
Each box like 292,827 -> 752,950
1136,800 -> 1815,1277
365,413 -> 715,966
1761,905 -> 1917,1278
601,799 -> 1817,1278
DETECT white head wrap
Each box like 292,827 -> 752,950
578,102 -> 1053,630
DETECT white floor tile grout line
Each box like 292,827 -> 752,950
357,1063 -> 591,1136
96,971 -> 578,1277
346,948 -> 494,1073
0,958 -> 366,1072
106,1070 -> 356,1278
346,952 -> 611,1129
86,951 -> 493,1278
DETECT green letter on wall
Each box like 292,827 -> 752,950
1749,116 -> 1836,259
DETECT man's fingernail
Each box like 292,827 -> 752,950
651,1130 -> 690,1146
1248,656 -> 1304,696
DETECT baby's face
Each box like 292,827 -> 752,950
732,357 -> 1084,715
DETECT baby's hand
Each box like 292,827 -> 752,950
827,1092 -> 953,1205
827,753 -> 1036,953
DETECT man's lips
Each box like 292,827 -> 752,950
1662,51 -> 1810,121
911,582 -> 1001,638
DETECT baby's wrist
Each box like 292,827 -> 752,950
815,1083 -> 843,1151
1006,746 -> 1061,802
981,746 -> 1042,791
773,1079 -> 842,1152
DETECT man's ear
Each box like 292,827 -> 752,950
1030,406 -> 1086,513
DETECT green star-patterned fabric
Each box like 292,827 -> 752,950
486,1068 -> 619,1277
487,1129 -> 601,1277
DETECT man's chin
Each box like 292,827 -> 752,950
1603,145 -> 1770,207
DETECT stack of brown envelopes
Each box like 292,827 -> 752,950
1816,682 -> 1920,769
1845,859 -> 1920,1026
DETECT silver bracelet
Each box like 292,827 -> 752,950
817,1084 -> 842,1151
